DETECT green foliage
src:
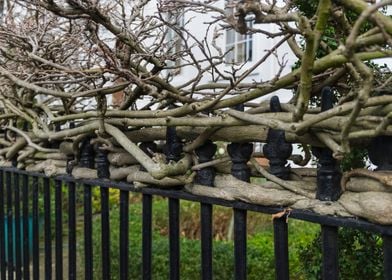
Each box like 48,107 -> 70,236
300,146 -> 383,279
298,229 -> 383,280
83,204 -> 275,279
340,148 -> 368,172
79,194 -> 383,279
293,0 -> 318,17
80,200 -> 320,279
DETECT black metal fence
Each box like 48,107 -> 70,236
0,91 -> 391,279
0,166 -> 391,280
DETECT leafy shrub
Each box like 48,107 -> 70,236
78,199 -> 323,279
79,199 -> 289,280
298,228 -> 383,280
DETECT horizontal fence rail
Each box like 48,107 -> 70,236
0,166 -> 391,280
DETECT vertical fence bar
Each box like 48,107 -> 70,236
273,217 -> 289,280
262,96 -> 291,280
68,181 -> 76,280
95,143 -> 111,280
138,143 -> 157,280
164,125 -> 182,280
6,171 -> 13,280
313,88 -> 342,202
227,124 -> 252,280
84,184 -> 93,280
195,140 -> 217,280
101,187 -> 110,280
13,172 -> 21,280
43,177 -> 52,280
321,225 -> 339,280
384,235 -> 392,280
169,198 -> 180,280
32,176 -> 39,280
200,203 -> 213,280
142,194 -> 152,280
0,170 -> 5,280
21,174 -> 29,280
234,209 -> 247,280
55,180 -> 63,279
119,190 -> 129,280
79,135 -> 93,280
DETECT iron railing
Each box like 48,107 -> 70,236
0,92 -> 391,279
0,166 -> 391,280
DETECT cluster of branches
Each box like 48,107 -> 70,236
0,0 -> 390,180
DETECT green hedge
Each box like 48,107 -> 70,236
298,228 -> 383,280
83,206 -> 278,279
77,199 -> 382,279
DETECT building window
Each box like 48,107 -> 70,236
165,9 -> 184,71
225,1 -> 253,64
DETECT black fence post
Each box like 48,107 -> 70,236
164,126 -> 182,280
66,122 -> 75,174
94,144 -> 111,280
227,104 -> 252,280
227,142 -> 253,183
312,88 -> 342,201
19,122 -> 30,279
32,176 -> 39,280
0,170 -> 5,280
0,133 -> 5,279
66,149 -> 75,175
119,188 -> 129,280
164,126 -> 182,162
6,170 -> 14,280
263,96 -> 291,280
54,179 -> 63,279
43,177 -> 52,280
321,225 -> 339,280
263,96 -> 292,180
95,145 -> 110,179
195,140 -> 217,186
14,171 -> 21,280
368,134 -> 392,280
142,193 -> 152,280
384,235 -> 392,280
195,140 -> 217,280
80,137 -> 94,169
138,141 -> 157,280
312,87 -> 340,280
68,180 -> 76,280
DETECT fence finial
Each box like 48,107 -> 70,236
79,137 -> 94,169
65,122 -> 76,174
263,96 -> 292,180
164,126 -> 182,162
313,87 -> 342,201
195,140 -> 217,186
95,144 -> 110,179
227,103 -> 253,182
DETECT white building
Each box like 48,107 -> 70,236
155,0 -> 298,103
